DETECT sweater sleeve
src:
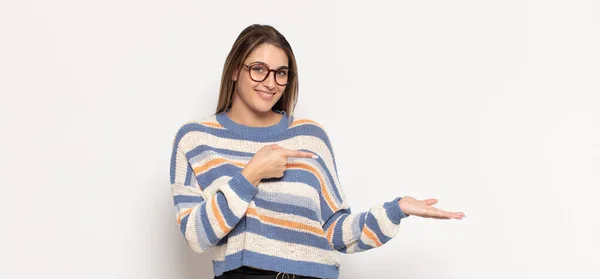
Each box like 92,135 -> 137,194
317,127 -> 409,254
170,141 -> 258,254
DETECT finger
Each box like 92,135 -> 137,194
421,198 -> 438,206
452,212 -> 466,220
423,207 -> 450,220
282,149 -> 319,159
438,209 -> 466,220
435,208 -> 465,220
429,207 -> 453,219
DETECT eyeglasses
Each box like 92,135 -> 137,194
243,63 -> 295,86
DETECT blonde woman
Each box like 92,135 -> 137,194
170,24 -> 465,279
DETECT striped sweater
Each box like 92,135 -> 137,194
169,109 -> 409,279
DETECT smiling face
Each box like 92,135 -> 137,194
231,43 -> 289,115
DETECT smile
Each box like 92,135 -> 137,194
255,90 -> 276,100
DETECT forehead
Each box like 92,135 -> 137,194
244,43 -> 288,67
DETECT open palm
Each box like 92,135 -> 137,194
399,196 -> 465,220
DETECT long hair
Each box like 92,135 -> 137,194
215,24 -> 299,118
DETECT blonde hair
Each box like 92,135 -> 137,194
215,24 -> 299,119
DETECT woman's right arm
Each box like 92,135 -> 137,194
170,144 -> 258,254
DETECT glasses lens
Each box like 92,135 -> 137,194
249,64 -> 268,82
275,69 -> 289,85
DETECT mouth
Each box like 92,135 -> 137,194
255,89 -> 276,100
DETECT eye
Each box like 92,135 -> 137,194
277,70 -> 289,76
252,65 -> 268,73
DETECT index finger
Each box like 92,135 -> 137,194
281,149 -> 319,159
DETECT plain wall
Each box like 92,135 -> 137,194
1,1 -> 598,278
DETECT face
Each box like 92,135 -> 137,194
232,43 -> 289,114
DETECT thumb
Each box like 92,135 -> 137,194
268,144 -> 282,150
423,198 -> 438,206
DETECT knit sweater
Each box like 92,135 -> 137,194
169,109 -> 409,279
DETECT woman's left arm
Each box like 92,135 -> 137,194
315,125 -> 464,254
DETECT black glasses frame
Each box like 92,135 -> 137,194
242,63 -> 296,86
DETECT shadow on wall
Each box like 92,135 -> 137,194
165,205 -> 214,279
178,243 -> 215,279
158,185 -> 214,277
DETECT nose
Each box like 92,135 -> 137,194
262,70 -> 277,89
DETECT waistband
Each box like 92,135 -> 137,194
215,266 -> 321,279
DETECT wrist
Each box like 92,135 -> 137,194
241,165 -> 261,186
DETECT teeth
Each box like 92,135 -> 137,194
257,90 -> 274,97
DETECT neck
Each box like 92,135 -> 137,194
225,105 -> 282,128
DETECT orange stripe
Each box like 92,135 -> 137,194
211,195 -> 229,233
363,225 -> 383,247
177,208 -> 193,225
290,119 -> 324,129
200,121 -> 224,128
326,218 -> 339,243
193,158 -> 246,175
246,208 -> 325,236
286,162 -> 337,212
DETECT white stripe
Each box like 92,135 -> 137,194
245,232 -> 339,266
371,202 -> 401,238
211,232 -> 245,261
172,147 -> 189,185
341,213 -> 362,245
171,182 -> 205,199
211,176 -> 250,218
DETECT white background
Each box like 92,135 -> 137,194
1,1 -> 598,278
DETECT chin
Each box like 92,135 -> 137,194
253,105 -> 276,113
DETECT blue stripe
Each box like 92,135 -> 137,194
259,168 -> 321,195
188,144 -> 254,159
184,162 -> 194,186
212,250 -> 243,276
175,202 -> 198,210
224,217 -> 246,239
320,198 -> 335,223
246,217 -> 331,250
169,145 -> 178,184
255,192 -> 321,221
227,173 -> 257,203
173,195 -> 203,206
331,214 -> 349,250
253,197 -> 320,222
310,156 -> 343,205
357,238 -> 375,251
179,214 -> 189,236
384,198 -> 405,224
364,214 -> 392,244
198,164 -> 242,190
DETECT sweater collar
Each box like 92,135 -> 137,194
216,109 -> 291,140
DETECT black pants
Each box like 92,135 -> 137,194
214,266 -> 321,279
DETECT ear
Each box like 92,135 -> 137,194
232,69 -> 238,81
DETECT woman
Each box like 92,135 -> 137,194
170,24 -> 465,279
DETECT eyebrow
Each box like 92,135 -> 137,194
248,61 -> 289,70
